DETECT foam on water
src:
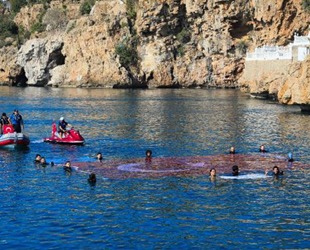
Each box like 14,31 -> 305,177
31,139 -> 43,144
220,173 -> 273,179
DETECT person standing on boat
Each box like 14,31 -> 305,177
9,109 -> 24,133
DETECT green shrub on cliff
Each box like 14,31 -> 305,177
26,0 -> 52,4
0,18 -> 18,36
115,38 -> 138,69
302,0 -> 310,11
126,0 -> 136,19
31,21 -> 46,33
0,17 -> 19,47
236,40 -> 248,55
30,9 -> 47,33
176,29 -> 191,44
9,0 -> 27,14
80,0 -> 95,15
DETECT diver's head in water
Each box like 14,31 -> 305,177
288,152 -> 294,162
145,150 -> 152,162
34,154 -> 41,163
97,152 -> 103,162
232,165 -> 239,176
88,173 -> 97,184
273,166 -> 283,176
259,144 -> 267,153
64,161 -> 72,172
209,168 -> 216,177
146,150 -> 152,157
40,157 -> 47,164
229,146 -> 235,154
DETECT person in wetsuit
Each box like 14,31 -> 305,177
272,166 -> 283,176
9,109 -> 24,133
145,149 -> 152,162
34,154 -> 42,163
209,168 -> 216,177
229,146 -> 236,154
88,173 -> 97,184
259,144 -> 268,153
63,161 -> 72,172
97,152 -> 103,162
232,165 -> 239,176
39,156 -> 54,166
0,112 -> 11,134
287,152 -> 294,162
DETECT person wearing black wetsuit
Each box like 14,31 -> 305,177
273,166 -> 284,176
232,165 -> 239,176
34,154 -> 42,163
97,152 -> 103,162
0,112 -> 10,134
229,146 -> 236,154
145,149 -> 152,162
259,144 -> 268,153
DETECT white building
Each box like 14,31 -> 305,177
246,32 -> 310,62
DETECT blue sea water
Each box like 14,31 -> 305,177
0,86 -> 310,249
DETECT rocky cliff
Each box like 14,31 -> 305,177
0,0 -> 310,90
239,55 -> 310,108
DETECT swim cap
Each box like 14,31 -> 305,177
288,152 -> 293,159
60,117 -> 64,121
2,113 -> 6,116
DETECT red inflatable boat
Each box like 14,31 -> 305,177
0,125 -> 30,147
43,122 -> 84,144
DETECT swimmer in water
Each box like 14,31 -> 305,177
34,154 -> 41,163
232,165 -> 239,176
287,152 -> 294,162
145,149 -> 152,162
40,157 -> 54,166
40,157 -> 47,166
272,166 -> 283,176
88,173 -> 96,184
266,165 -> 284,176
259,144 -> 268,153
209,168 -> 216,177
229,146 -> 236,154
97,152 -> 103,162
63,161 -> 72,172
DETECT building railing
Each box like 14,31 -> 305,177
246,46 -> 292,61
245,33 -> 310,61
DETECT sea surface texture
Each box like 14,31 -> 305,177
0,87 -> 309,249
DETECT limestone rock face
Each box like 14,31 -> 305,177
1,0 -> 310,93
0,46 -> 19,85
239,56 -> 310,105
275,57 -> 310,105
55,1 -> 131,87
17,37 -> 65,86
14,4 -> 45,31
